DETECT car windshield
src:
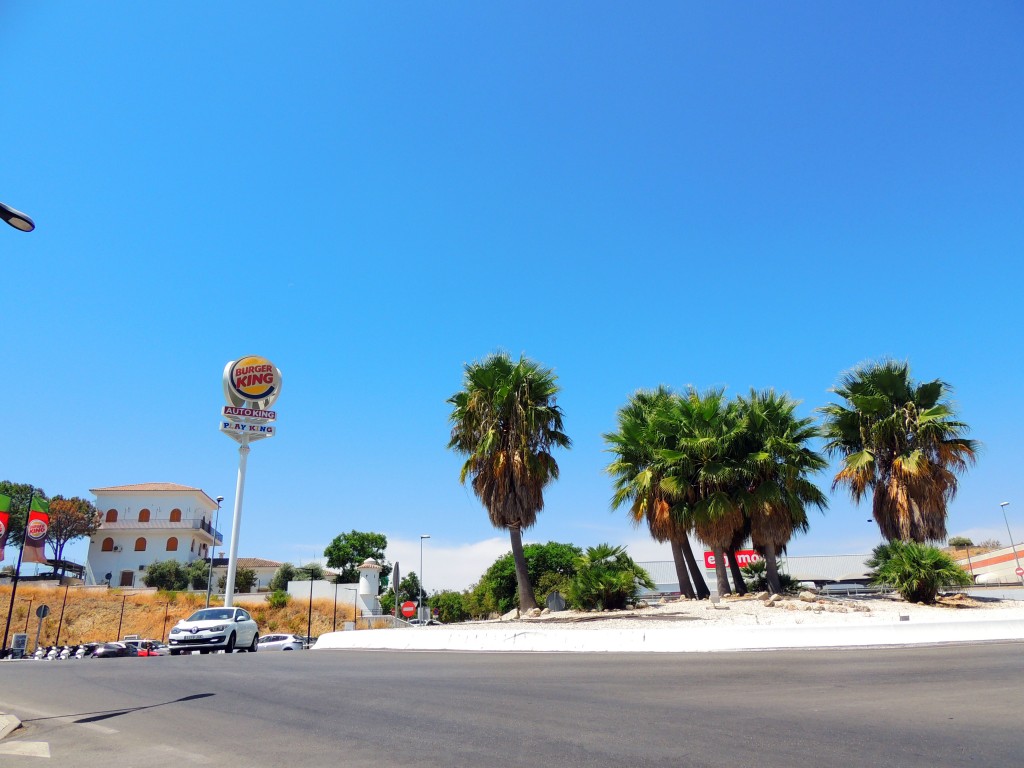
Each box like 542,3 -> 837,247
185,609 -> 235,622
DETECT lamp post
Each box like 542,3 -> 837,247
999,502 -> 1023,586
419,534 -> 430,622
205,496 -> 224,608
0,201 -> 34,232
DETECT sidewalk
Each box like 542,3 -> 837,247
312,616 -> 1024,653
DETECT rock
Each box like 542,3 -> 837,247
541,608 -> 551,615
500,608 -> 520,621
755,591 -> 770,600
527,608 -> 542,618
763,594 -> 781,607
799,590 -> 818,603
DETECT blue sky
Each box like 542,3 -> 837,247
3,4 -> 1022,590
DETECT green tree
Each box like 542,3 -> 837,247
470,542 -> 582,616
185,559 -> 210,590
397,571 -> 423,603
605,387 -> 709,600
447,352 -> 571,612
294,563 -> 325,581
429,590 -> 469,624
324,530 -> 391,586
218,567 -> 257,593
43,495 -> 102,573
868,540 -> 972,603
269,562 -> 297,591
820,360 -> 978,543
737,390 -> 828,595
0,481 -> 48,549
143,560 -> 189,590
566,543 -> 656,610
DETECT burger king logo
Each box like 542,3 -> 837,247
229,355 -> 277,401
27,518 -> 48,540
0,519 -> 6,538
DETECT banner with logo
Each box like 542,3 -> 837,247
0,493 -> 10,561
23,497 -> 50,564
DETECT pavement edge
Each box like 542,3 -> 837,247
0,713 -> 22,740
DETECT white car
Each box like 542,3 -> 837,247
168,607 -> 259,655
257,633 -> 305,651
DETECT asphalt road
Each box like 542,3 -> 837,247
1,643 -> 1022,767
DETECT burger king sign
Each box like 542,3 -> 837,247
221,355 -> 282,444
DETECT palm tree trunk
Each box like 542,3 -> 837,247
508,525 -> 538,612
764,542 -> 781,594
670,540 -> 696,599
726,546 -> 747,595
712,547 -> 732,596
680,537 -> 710,599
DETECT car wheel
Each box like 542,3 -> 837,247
200,649 -> 210,654
170,649 -> 180,656
247,634 -> 258,653
224,632 -> 235,653
283,647 -> 292,651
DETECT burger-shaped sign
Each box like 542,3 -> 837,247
223,355 -> 283,411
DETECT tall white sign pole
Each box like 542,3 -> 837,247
219,356 -> 282,608
223,442 -> 250,607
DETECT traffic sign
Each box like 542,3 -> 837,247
401,601 -> 417,618
36,605 -> 50,619
1015,567 -> 1023,577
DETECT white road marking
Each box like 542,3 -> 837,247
0,740 -> 51,757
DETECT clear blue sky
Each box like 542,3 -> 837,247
3,4 -> 1022,590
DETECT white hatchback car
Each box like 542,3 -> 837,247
168,607 -> 259,655
257,633 -> 305,651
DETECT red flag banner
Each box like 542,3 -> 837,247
0,493 -> 10,561
23,497 -> 50,565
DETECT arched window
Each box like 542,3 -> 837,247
190,538 -> 196,552
105,509 -> 118,523
166,537 -> 178,552
101,537 -> 114,552
134,537 -> 147,552
169,509 -> 182,522
138,508 -> 151,523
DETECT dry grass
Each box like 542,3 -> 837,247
0,585 -> 357,645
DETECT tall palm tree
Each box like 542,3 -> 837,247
447,353 -> 570,612
819,360 -> 977,543
739,389 -> 828,594
604,388 -> 706,600
658,388 -> 748,597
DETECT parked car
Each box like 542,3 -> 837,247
168,607 -> 259,655
92,642 -> 140,658
408,619 -> 442,627
257,634 -> 305,651
123,638 -> 168,656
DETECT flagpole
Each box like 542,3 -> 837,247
2,487 -> 33,656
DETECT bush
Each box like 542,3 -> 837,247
143,560 -> 189,590
270,563 -> 297,592
566,544 -> 655,610
741,560 -> 800,594
471,542 -> 582,616
947,536 -> 973,548
218,567 -> 257,594
185,559 -> 211,590
266,590 -> 291,608
868,541 -> 973,604
429,590 -> 469,624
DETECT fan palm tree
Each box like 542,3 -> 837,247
738,389 -> 828,594
819,360 -> 977,543
447,353 -> 570,612
658,388 -> 748,597
604,388 -> 707,600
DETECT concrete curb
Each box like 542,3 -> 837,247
312,619 -> 1024,654
0,713 -> 22,741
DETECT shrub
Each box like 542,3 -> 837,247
741,560 -> 800,594
185,559 -> 211,590
566,544 -> 655,610
218,567 -> 257,594
430,590 -> 469,624
270,563 -> 297,592
266,590 -> 291,608
868,541 -> 973,603
947,536 -> 973,549
143,560 -> 189,590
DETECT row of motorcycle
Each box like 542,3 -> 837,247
31,643 -> 97,660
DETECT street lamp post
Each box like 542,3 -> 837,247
999,502 -> 1023,586
419,534 -> 430,622
205,496 -> 224,608
0,201 -> 34,232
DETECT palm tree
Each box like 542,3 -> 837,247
447,353 -> 570,613
738,389 -> 828,594
820,360 -> 978,543
604,388 -> 706,600
658,388 -> 748,597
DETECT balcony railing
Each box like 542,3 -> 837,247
99,518 -> 223,545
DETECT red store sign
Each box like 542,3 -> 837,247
703,550 -> 762,569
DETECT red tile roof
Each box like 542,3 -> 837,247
90,483 -> 203,493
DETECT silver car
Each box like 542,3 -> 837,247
168,607 -> 259,655
257,633 -> 305,651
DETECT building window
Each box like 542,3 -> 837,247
191,538 -> 196,552
138,508 -> 151,523
169,508 -> 182,522
134,537 -> 147,552
166,537 -> 178,552
105,509 -> 118,523
101,537 -> 114,552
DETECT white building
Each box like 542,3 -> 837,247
85,483 -> 222,587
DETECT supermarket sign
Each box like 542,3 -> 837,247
703,550 -> 762,569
